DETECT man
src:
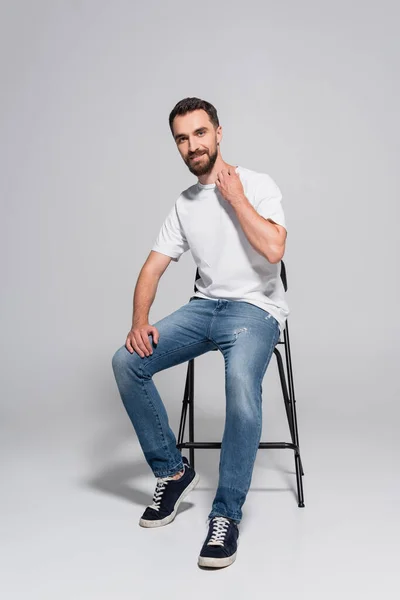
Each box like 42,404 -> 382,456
111,97 -> 288,569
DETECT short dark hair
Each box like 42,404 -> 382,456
169,97 -> 219,135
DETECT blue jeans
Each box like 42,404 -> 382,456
111,297 -> 281,523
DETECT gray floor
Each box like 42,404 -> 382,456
2,402 -> 398,599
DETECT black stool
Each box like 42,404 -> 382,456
176,260 -> 305,507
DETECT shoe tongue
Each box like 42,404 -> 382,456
208,516 -> 230,530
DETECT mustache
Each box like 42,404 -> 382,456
189,152 -> 207,159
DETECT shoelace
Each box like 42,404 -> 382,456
148,477 -> 174,511
207,517 -> 231,546
149,467 -> 185,511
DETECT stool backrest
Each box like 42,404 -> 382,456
193,260 -> 288,293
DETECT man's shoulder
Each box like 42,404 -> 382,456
238,165 -> 275,183
238,167 -> 281,199
178,182 -> 200,201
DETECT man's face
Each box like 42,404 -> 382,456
172,110 -> 221,176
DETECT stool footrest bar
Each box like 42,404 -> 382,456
177,441 -> 300,452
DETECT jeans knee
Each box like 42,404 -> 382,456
226,374 -> 261,420
226,372 -> 257,399
111,345 -> 130,374
112,345 -> 145,383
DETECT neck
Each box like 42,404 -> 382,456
197,157 -> 237,186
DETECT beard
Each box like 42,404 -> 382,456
186,145 -> 218,176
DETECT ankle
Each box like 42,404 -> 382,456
170,468 -> 185,480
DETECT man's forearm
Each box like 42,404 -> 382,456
132,268 -> 160,327
231,196 -> 285,263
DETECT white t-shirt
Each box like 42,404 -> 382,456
152,165 -> 289,333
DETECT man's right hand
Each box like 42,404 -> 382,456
125,324 -> 160,357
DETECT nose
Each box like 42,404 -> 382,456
188,138 -> 201,154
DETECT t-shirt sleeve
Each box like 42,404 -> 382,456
254,174 -> 287,230
151,202 -> 189,262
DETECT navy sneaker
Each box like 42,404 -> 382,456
139,456 -> 199,528
198,516 -> 239,568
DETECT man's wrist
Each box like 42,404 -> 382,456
132,318 -> 148,328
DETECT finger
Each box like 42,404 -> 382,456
132,335 -> 146,358
134,331 -> 149,356
136,335 -> 150,356
150,327 -> 159,345
140,330 -> 153,355
125,336 -> 134,353
130,340 -> 144,358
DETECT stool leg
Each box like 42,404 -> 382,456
188,359 -> 195,469
275,346 -> 304,477
274,348 -> 295,444
177,363 -> 191,447
275,347 -> 305,505
283,322 -> 305,507
283,322 -> 304,477
295,453 -> 304,507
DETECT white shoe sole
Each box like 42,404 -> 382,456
139,472 -> 200,528
198,551 -> 237,568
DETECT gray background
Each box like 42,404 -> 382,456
1,0 -> 399,598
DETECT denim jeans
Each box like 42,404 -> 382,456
111,297 -> 281,523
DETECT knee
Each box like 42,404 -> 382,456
226,370 -> 254,394
111,345 -> 131,375
226,372 -> 260,417
112,345 -> 145,381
